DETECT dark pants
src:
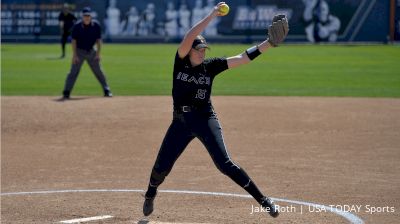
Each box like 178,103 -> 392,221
63,48 -> 110,96
61,31 -> 71,56
146,108 -> 265,204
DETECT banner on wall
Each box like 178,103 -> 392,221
396,0 -> 400,41
0,0 -> 393,43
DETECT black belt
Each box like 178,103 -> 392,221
77,48 -> 94,53
174,105 -> 212,113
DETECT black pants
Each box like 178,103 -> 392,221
146,108 -> 265,204
61,31 -> 71,56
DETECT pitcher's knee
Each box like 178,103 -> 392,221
216,159 -> 241,176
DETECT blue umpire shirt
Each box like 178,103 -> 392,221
71,20 -> 102,51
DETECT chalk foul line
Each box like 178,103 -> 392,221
60,215 -> 113,223
1,189 -> 364,224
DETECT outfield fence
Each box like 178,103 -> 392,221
1,0 -> 399,43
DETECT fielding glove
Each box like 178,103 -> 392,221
267,14 -> 289,47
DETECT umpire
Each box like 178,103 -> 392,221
62,7 -> 112,100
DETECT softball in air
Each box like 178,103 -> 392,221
218,3 -> 230,16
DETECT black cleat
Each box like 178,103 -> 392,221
143,196 -> 155,216
56,95 -> 69,102
104,90 -> 113,97
62,91 -> 70,100
261,197 -> 279,218
59,95 -> 70,101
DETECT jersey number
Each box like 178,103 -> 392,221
195,89 -> 207,100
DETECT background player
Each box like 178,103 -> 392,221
142,2 -> 289,218
58,3 -> 77,58
61,7 -> 112,100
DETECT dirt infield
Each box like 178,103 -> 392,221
2,96 -> 399,224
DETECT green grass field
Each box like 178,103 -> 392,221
2,44 -> 399,97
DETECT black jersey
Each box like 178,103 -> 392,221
172,52 -> 228,108
59,12 -> 77,32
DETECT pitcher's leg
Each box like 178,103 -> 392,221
145,119 -> 194,196
143,118 -> 194,216
196,117 -> 279,217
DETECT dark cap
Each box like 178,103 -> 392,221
82,7 -> 92,16
192,35 -> 210,50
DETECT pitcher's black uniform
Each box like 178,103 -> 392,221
150,51 -> 248,183
146,51 -> 262,205
143,6 -> 288,218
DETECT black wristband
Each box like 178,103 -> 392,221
246,45 -> 262,60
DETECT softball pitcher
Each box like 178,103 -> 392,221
143,2 -> 289,218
